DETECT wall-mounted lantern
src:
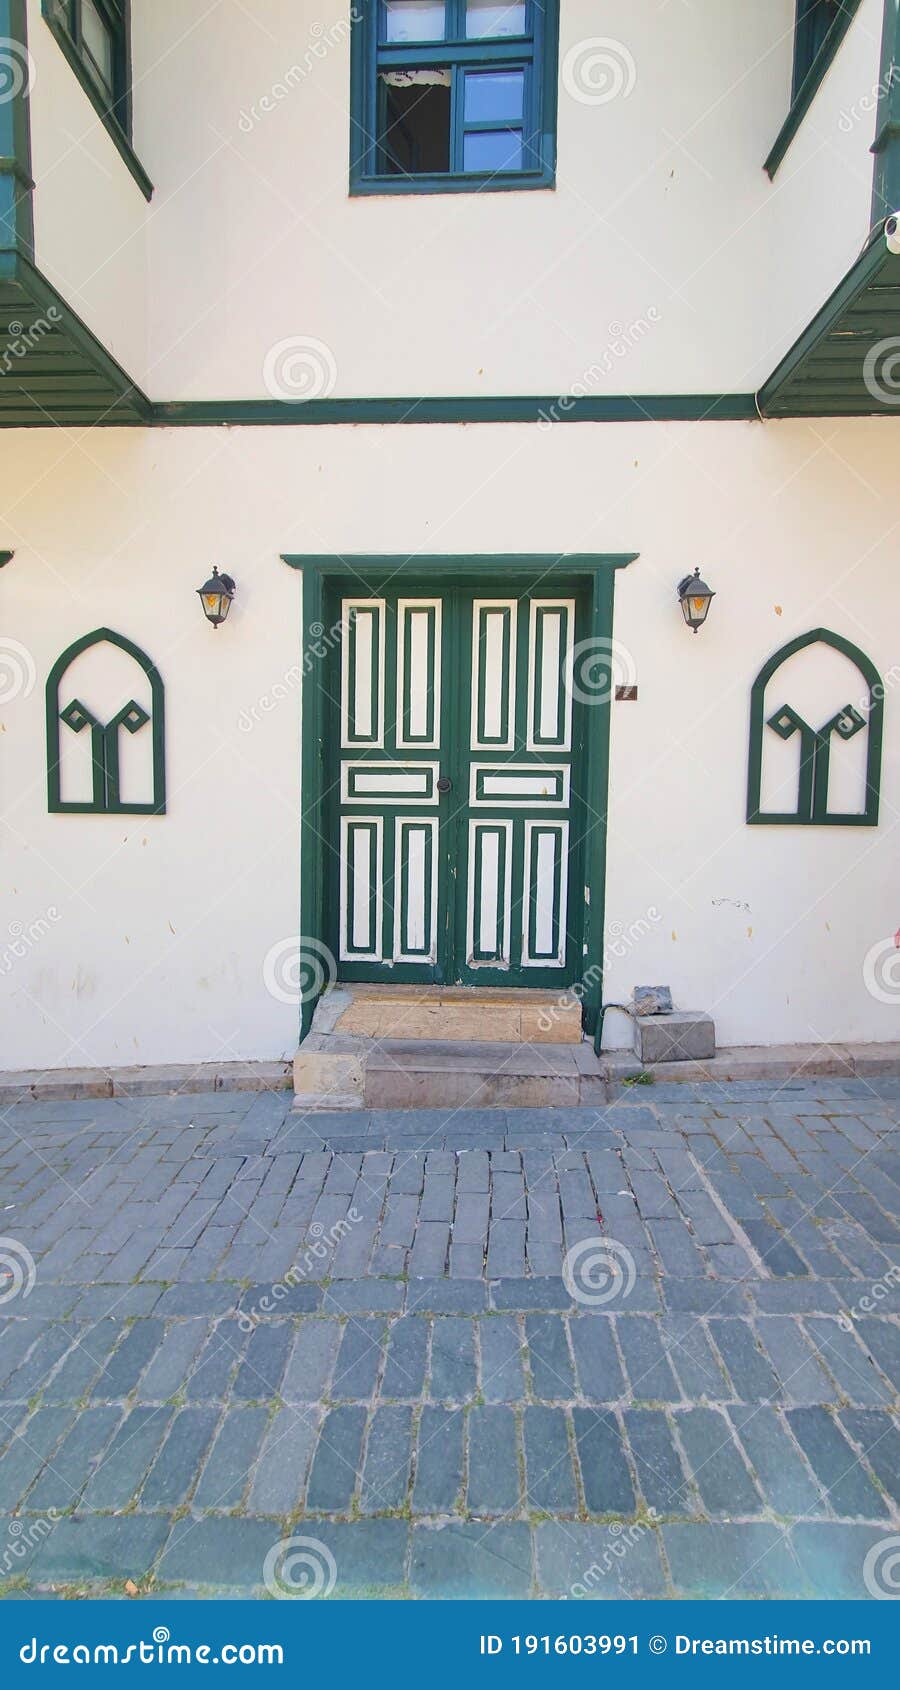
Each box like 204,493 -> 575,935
197,567 -> 236,629
677,568 -> 715,633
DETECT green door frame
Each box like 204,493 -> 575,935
281,552 -> 637,1045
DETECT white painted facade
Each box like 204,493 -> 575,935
2,2 -> 899,1071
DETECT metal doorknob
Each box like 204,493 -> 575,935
437,776 -> 452,793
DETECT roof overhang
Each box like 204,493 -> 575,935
758,234 -> 900,417
0,251 -> 150,426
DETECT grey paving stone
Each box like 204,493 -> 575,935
323,1281 -> 403,1314
410,1522 -> 531,1597
490,1277 -> 573,1311
409,1221 -> 450,1277
663,1279 -> 748,1315
757,1315 -> 835,1403
184,1319 -> 248,1401
455,1192 -> 490,1241
233,1322 -> 292,1400
249,1404 -> 319,1513
486,1219 -> 526,1277
648,1218 -> 707,1276
573,1408 -> 635,1513
141,1407 -> 219,1507
525,1314 -> 575,1399
787,1406 -> 887,1518
479,1316 -> 526,1402
135,1321 -> 209,1402
838,1410 -> 900,1507
523,1406 -> 577,1512
749,1281 -> 839,1314
450,1243 -> 485,1277
536,1521 -> 667,1598
290,1519 -> 409,1595
381,1316 -> 429,1399
791,1521 -> 895,1598
155,1284 -> 238,1317
333,1320 -> 385,1400
193,1406 -> 269,1510
624,1407 -> 691,1514
663,1522 -> 805,1597
307,1405 -> 367,1511
26,1406 -> 122,1513
728,1406 -> 825,1517
569,1316 -> 625,1402
806,1319 -> 894,1407
0,1326 -> 74,1400
741,1221 -> 809,1278
616,1316 -> 681,1402
0,1407 -> 75,1510
659,1315 -> 729,1401
467,1405 -> 520,1514
457,1151 -> 490,1192
412,1406 -> 463,1513
360,1405 -> 413,1513
82,1405 -> 173,1509
157,1514 -> 277,1588
281,1319 -> 340,1402
41,1319 -> 123,1403
31,1515 -> 170,1585
854,1319 -> 900,1392
675,1407 -> 763,1516
430,1317 -> 477,1402
708,1318 -> 781,1403
407,1279 -> 488,1313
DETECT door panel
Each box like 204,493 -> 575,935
329,581 -> 585,989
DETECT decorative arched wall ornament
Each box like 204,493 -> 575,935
46,629 -> 166,815
747,629 -> 882,827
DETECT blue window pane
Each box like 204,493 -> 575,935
466,1 -> 527,38
383,1 -> 446,43
463,129 -> 523,172
464,70 -> 524,123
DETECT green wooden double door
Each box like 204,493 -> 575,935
325,579 -> 589,990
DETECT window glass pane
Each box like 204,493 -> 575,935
464,69 -> 524,123
466,1 -> 527,39
81,0 -> 115,90
378,69 -> 451,173
463,128 -> 523,172
383,1 -> 446,42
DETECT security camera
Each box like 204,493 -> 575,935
886,213 -> 900,256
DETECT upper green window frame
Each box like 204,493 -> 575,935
350,1 -> 559,195
766,0 -> 864,177
41,0 -> 152,198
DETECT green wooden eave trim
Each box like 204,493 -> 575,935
281,552 -> 638,576
757,231 -> 900,414
149,394 -> 757,428
0,250 -> 151,424
0,550 -> 13,567
872,0 -> 900,224
40,0 -> 153,200
765,0 -> 865,178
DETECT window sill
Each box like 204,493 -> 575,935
349,167 -> 555,196
41,12 -> 153,201
765,0 -> 864,178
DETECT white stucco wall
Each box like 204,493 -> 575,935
1,417 -> 897,1070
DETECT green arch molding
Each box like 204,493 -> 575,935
47,628 -> 166,815
747,628 -> 883,827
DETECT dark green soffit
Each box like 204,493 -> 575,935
0,251 -> 150,425
758,233 -> 900,416
765,0 -> 865,178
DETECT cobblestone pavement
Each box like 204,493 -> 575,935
0,1078 -> 899,1599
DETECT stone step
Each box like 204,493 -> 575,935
294,1036 -> 608,1112
316,983 -> 583,1045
